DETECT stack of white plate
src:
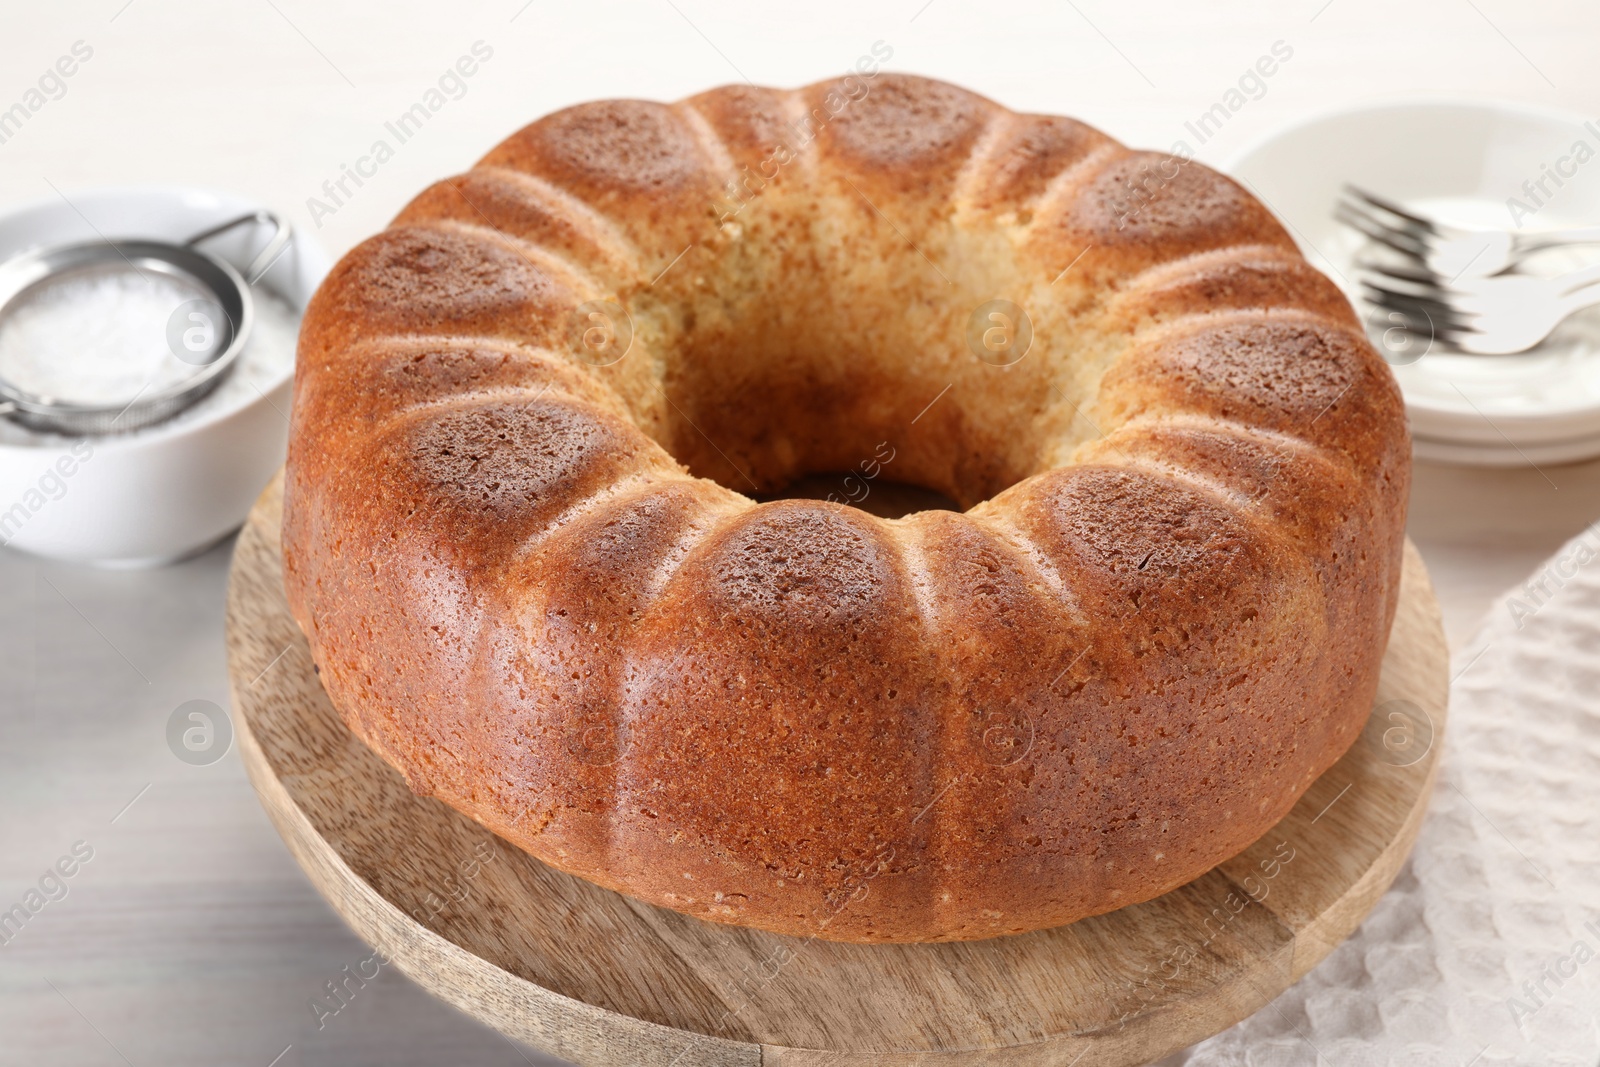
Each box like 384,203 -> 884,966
1228,101 -> 1600,466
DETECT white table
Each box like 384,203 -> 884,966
3,1 -> 1598,1063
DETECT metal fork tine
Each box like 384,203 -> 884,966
1353,257 -> 1450,291
1366,309 -> 1473,348
1360,291 -> 1457,327
1359,283 -> 1471,325
1362,295 -> 1476,342
1335,201 -> 1428,259
1343,184 -> 1440,234
1358,277 -> 1454,308
1338,192 -> 1433,244
1336,197 -> 1425,248
1361,295 -> 1442,327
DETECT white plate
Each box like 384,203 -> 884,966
0,187 -> 329,566
1412,431 -> 1600,466
1226,100 -> 1600,466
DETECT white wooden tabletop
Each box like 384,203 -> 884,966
3,1 -> 1598,1064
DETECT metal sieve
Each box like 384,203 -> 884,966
0,210 -> 291,435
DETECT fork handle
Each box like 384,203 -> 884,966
1519,227 -> 1600,254
1558,278 -> 1600,316
1551,259 -> 1600,295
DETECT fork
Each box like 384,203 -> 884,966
1358,256 -> 1600,355
1338,184 -> 1600,280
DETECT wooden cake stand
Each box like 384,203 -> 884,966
226,475 -> 1449,1067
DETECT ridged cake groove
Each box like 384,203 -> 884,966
396,167 -> 646,286
420,217 -> 613,299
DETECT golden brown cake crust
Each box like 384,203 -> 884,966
283,74 -> 1409,943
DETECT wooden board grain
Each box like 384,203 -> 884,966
225,473 -> 1449,1067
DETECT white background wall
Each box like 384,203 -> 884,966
3,0 -> 1595,263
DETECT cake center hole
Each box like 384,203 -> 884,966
756,472 -> 962,519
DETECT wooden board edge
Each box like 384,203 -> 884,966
226,475 -> 1452,1066
224,495 -> 760,1067
751,540 -> 1451,1065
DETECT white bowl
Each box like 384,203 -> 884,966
1226,100 -> 1600,466
0,186 -> 329,566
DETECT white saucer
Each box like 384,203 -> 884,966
1226,100 -> 1600,467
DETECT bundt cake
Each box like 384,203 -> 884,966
283,74 -> 1409,943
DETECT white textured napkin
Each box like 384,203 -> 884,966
1166,526 -> 1600,1066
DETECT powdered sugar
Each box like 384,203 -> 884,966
0,276 -> 300,446
0,265 -> 214,405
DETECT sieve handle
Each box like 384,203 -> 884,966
185,210 -> 293,285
